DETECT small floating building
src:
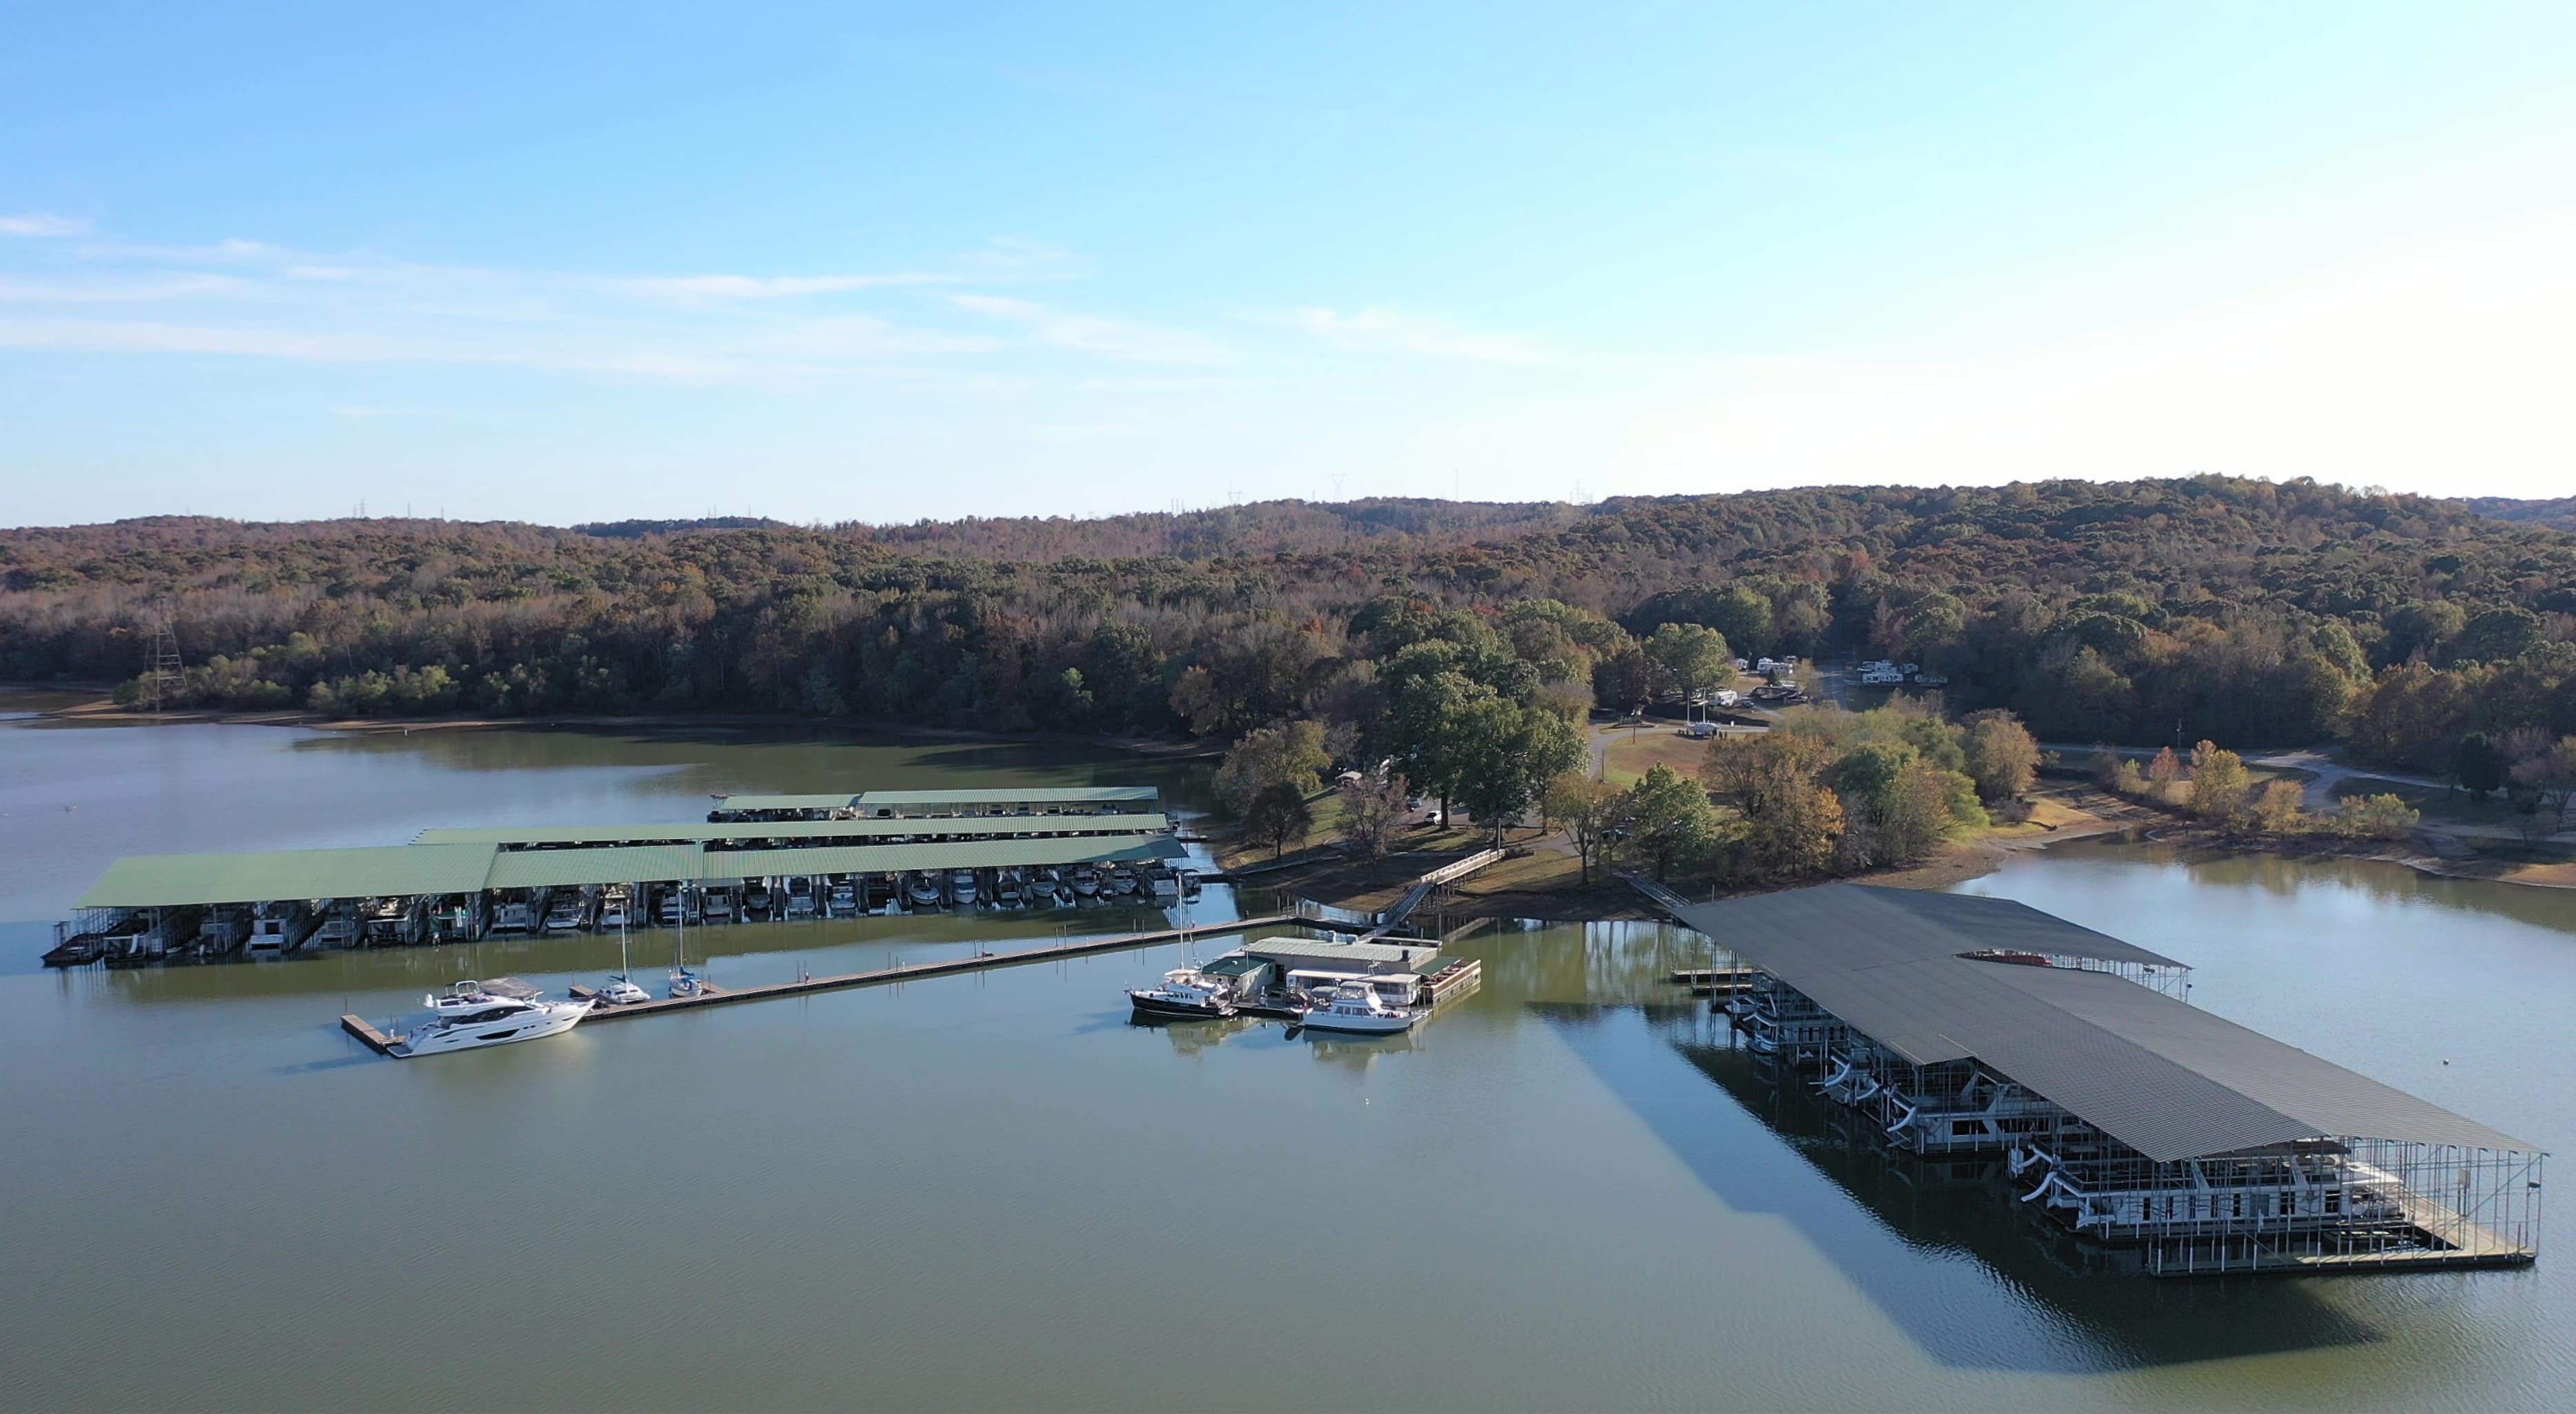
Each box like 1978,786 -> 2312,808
52,786 -> 1188,966
1675,884 -> 2544,1277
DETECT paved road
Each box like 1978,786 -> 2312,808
2248,749 -> 2447,813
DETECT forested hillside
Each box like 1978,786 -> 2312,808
4,478 -> 2573,773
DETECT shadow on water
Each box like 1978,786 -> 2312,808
1538,998 -> 2387,1375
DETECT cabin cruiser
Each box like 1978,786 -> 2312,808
247,903 -> 300,960
488,896 -> 537,936
1029,869 -> 1062,906
784,876 -> 818,919
596,886 -> 632,930
1104,866 -> 1140,898
995,868 -> 1025,907
826,876 -> 859,918
1127,968 -> 1237,1020
1069,866 -> 1100,900
1297,981 -> 1421,1036
949,869 -> 979,907
743,880 -> 774,920
906,871 -> 944,910
542,889 -> 591,934
389,980 -> 587,1058
700,889 -> 734,923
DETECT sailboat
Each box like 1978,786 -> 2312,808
598,914 -> 649,1006
669,888 -> 707,999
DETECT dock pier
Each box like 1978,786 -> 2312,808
347,913 -> 1298,1050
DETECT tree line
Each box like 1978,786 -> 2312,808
1,478 -> 2571,782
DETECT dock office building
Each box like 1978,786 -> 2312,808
1675,884 -> 2543,1277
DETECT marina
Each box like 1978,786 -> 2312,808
46,786 -> 1202,969
7,717 -> 2576,1411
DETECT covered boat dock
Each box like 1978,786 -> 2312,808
1675,884 -> 2544,1277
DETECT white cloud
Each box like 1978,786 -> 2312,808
954,294 -> 1228,365
1278,305 -> 1552,364
0,213 -> 90,238
609,272 -> 953,300
0,223 -> 1220,386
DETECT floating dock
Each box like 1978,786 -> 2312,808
343,914 -> 1299,1051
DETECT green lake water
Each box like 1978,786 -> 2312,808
2,709 -> 2570,1411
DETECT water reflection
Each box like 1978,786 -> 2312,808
1547,1000 -> 2388,1373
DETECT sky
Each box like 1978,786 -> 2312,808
3,2 -> 2573,527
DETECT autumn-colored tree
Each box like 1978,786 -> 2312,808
2187,741 -> 2254,822
2253,779 -> 2306,834
1963,710 -> 2041,802
1544,772 -> 1624,886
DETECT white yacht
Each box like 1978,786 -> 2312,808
598,922 -> 651,1006
1298,981 -> 1420,1036
949,868 -> 979,906
1029,869 -> 1062,906
906,871 -> 944,909
389,980 -> 587,1058
1127,968 -> 1237,1020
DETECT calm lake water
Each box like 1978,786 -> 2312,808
3,710 -> 2572,1411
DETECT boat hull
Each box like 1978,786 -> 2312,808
1127,991 -> 1234,1020
1299,1010 -> 1417,1035
389,1003 -> 585,1058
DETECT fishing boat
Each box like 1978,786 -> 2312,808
389,979 -> 587,1058
1297,981 -> 1420,1036
1127,968 -> 1237,1020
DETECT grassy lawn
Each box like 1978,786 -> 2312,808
1600,724 -> 1713,786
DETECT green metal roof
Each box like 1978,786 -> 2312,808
415,813 -> 1171,847
485,844 -> 707,890
853,786 -> 1159,806
704,835 -> 1185,880
76,844 -> 500,909
707,793 -> 863,812
76,831 -> 1188,908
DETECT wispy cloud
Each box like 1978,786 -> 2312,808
0,213 -> 91,238
954,294 -> 1228,365
1276,306 -> 1552,364
0,223 -> 1224,386
607,272 -> 955,300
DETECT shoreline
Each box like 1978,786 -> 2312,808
7,690 -> 1227,761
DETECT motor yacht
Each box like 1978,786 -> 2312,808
906,871 -> 944,910
826,877 -> 859,917
1127,968 -> 1237,1020
1029,869 -> 1062,906
784,876 -> 818,919
542,889 -> 590,934
389,980 -> 587,1058
1297,981 -> 1421,1036
596,886 -> 631,930
1069,866 -> 1100,900
246,903 -> 300,960
949,868 -> 979,907
1104,866 -> 1139,898
995,868 -> 1025,907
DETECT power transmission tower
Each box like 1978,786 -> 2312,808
139,611 -> 183,716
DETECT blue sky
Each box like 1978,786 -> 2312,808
5,3 -> 2573,526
